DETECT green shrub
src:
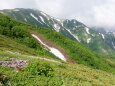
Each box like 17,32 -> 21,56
27,62 -> 54,77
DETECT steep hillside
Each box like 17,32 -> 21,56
0,10 -> 115,86
0,35 -> 61,61
0,8 -> 115,57
0,13 -> 115,73
0,50 -> 115,86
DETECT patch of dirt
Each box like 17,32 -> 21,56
30,31 -> 76,63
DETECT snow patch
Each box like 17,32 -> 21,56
54,24 -> 60,32
41,12 -> 50,20
30,13 -> 38,21
30,13 -> 43,24
74,20 -> 76,23
60,20 -> 64,26
75,26 -> 78,28
113,32 -> 115,36
39,16 -> 46,24
85,27 -> 90,34
41,12 -> 47,17
56,19 -> 64,26
87,38 -> 91,43
56,19 -> 61,22
24,18 -> 27,22
66,29 -> 80,42
32,34 -> 66,61
112,42 -> 115,49
101,34 -> 105,39
51,19 -> 55,24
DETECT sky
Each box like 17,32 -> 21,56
0,0 -> 115,30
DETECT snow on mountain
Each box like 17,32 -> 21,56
30,13 -> 38,21
87,38 -> 91,43
101,34 -> 105,39
66,29 -> 80,42
32,34 -> 66,61
30,13 -> 42,24
39,16 -> 46,24
85,27 -> 90,34
41,12 -> 50,21
53,24 -> 60,32
1,8 -> 115,56
112,42 -> 115,49
56,19 -> 64,26
24,18 -> 27,22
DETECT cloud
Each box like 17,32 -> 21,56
92,0 -> 115,28
0,0 -> 37,9
0,0 -> 115,30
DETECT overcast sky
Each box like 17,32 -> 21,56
0,0 -> 115,30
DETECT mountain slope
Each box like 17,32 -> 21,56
0,13 -> 115,73
0,50 -> 115,86
0,8 -> 115,57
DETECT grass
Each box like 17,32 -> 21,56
0,13 -> 115,73
0,51 -> 115,86
0,13 -> 115,86
0,34 -> 60,61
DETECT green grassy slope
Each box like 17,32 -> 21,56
0,51 -> 115,86
0,13 -> 115,73
34,28 -> 115,73
0,34 -> 60,61
1,8 -> 115,57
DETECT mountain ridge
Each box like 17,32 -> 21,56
0,10 -> 115,86
1,8 -> 115,57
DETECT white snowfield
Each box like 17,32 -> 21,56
66,29 -> 80,42
112,42 -> 115,49
32,34 -> 66,61
54,24 -> 60,32
101,34 -> 105,39
85,27 -> 90,34
39,16 -> 46,24
30,13 -> 43,24
41,12 -> 50,20
87,38 -> 91,43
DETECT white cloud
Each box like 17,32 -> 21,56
93,0 -> 115,28
0,0 -> 115,30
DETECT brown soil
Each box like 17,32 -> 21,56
30,31 -> 73,62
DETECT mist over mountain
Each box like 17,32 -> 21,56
0,0 -> 115,31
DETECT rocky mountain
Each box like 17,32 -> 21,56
1,8 -> 115,57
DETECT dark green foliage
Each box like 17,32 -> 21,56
0,13 -> 59,60
26,62 -> 54,77
0,73 -> 10,86
11,26 -> 29,38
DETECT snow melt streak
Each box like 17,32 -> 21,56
30,13 -> 42,24
32,34 -> 66,61
85,27 -> 90,34
66,29 -> 80,42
